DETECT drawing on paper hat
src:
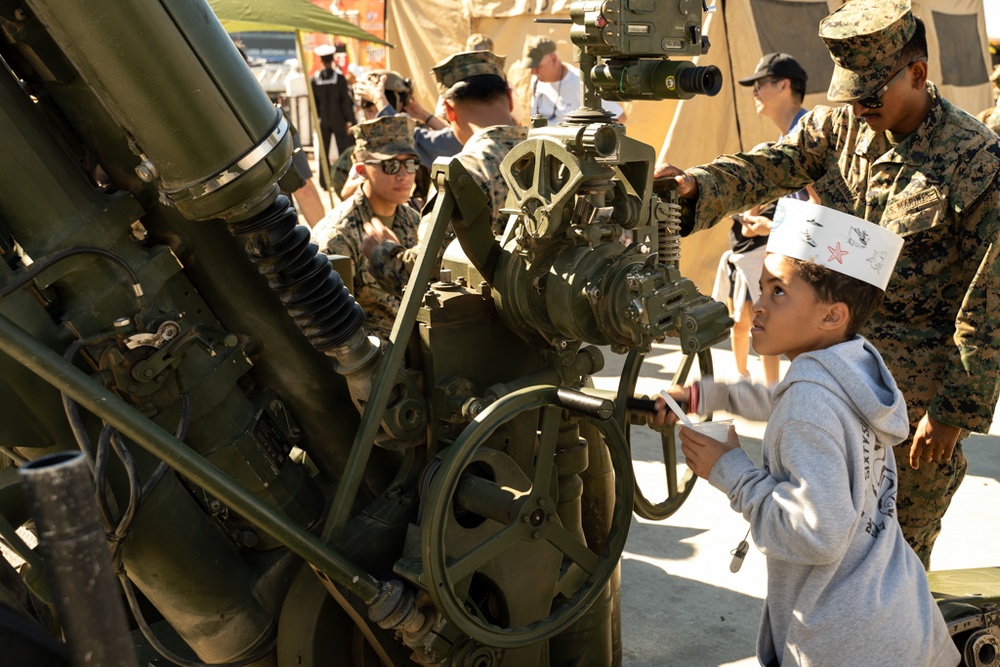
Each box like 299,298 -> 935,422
767,199 -> 904,291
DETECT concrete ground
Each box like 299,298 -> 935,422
593,340 -> 1000,667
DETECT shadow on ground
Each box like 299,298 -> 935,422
620,557 -> 761,666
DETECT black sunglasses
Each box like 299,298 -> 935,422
752,77 -> 780,93
856,58 -> 926,109
364,158 -> 420,175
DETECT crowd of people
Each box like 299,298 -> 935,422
292,1 -> 999,663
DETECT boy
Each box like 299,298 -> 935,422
649,199 -> 959,667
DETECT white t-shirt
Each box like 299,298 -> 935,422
530,64 -> 623,124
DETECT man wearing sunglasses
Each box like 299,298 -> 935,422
655,0 -> 1000,568
311,116 -> 422,342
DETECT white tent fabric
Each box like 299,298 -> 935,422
657,0 -> 993,290
384,0 -> 992,292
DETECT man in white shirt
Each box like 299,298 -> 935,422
521,36 -> 626,125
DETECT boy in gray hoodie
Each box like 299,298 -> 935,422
649,199 -> 960,667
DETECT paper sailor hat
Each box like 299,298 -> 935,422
768,199 -> 904,290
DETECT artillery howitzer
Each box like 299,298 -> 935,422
1,0 -> 995,665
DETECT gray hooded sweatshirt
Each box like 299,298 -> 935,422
697,336 -> 960,667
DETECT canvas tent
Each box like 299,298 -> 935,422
384,0 -> 992,292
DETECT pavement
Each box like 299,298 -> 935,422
593,339 -> 1000,667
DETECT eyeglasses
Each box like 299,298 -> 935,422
364,158 -> 420,175
752,78 -> 779,93
856,58 -> 926,109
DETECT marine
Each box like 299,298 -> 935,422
312,115 -> 422,342
655,0 -> 1000,566
364,49 -> 527,296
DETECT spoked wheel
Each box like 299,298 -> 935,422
616,346 -> 715,521
420,385 -> 633,649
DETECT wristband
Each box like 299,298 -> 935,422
423,113 -> 434,124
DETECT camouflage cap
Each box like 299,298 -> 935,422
351,116 -> 417,160
431,50 -> 507,96
819,0 -> 915,103
365,69 -> 413,96
465,33 -> 494,52
519,35 -> 557,69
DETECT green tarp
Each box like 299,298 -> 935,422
208,0 -> 389,45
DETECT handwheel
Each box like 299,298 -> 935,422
616,346 -> 715,521
420,385 -> 634,649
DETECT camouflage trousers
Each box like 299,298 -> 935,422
892,441 -> 968,569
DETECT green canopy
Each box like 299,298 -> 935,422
208,0 -> 390,46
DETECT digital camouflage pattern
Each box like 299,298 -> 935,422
352,115 -> 417,160
458,125 -> 528,234
682,83 -> 1000,565
330,145 -> 355,197
364,126 -> 527,292
364,52 -> 525,293
432,50 -> 507,96
311,189 -> 421,342
819,0 -> 915,102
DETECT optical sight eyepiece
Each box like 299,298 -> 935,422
677,64 -> 722,97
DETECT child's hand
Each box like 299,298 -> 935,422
645,386 -> 690,431
679,424 -> 739,479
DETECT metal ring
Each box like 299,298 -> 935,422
165,113 -> 289,202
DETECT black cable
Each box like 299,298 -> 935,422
94,424 -> 117,531
0,246 -> 142,299
141,393 -> 190,500
61,339 -> 96,472
58,335 -> 274,666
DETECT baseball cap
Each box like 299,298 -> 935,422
819,0 -> 916,103
520,35 -> 557,69
738,53 -> 808,86
351,116 -> 417,160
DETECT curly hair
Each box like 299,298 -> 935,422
787,258 -> 885,338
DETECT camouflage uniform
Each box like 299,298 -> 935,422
311,116 -> 421,342
366,51 -> 525,293
458,125 -> 527,234
330,145 -> 355,198
679,0 -> 1000,566
312,189 -> 420,342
